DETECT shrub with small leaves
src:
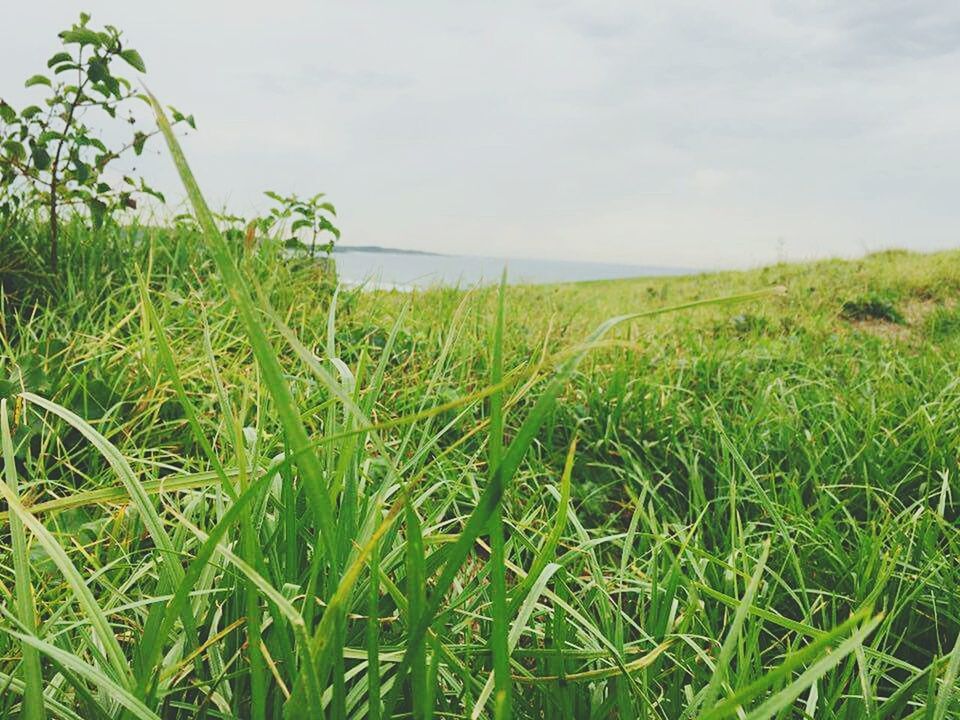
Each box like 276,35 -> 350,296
0,12 -> 194,272
260,190 -> 340,258
841,292 -> 905,324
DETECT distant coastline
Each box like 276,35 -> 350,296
333,245 -> 446,257
331,246 -> 693,288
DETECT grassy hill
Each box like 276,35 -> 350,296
1,226 -> 959,718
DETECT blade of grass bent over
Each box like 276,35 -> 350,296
0,629 -> 160,720
742,614 -> 883,720
19,393 -> 185,594
0,467 -> 239,520
698,608 -> 879,720
0,475 -> 132,687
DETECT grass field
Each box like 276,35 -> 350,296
1,136 -> 960,717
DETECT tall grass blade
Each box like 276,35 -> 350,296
405,503 -> 429,720
1,400 -> 45,720
487,271 -> 511,718
147,91 -> 337,565
472,562 -> 561,717
696,540 -> 771,715
932,629 -> 960,720
140,472 -> 273,701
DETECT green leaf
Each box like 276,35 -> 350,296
59,28 -> 103,46
188,512 -> 324,714
88,198 -> 107,227
73,162 -> 90,184
169,107 -> 198,130
31,146 -> 51,171
47,52 -> 73,68
0,102 -> 15,124
87,59 -> 108,83
133,131 -> 147,155
933,629 -> 960,720
699,608 -> 879,720
3,140 -> 25,161
485,272 -> 511,719
405,504 -> 429,719
119,48 -> 146,72
508,436 -> 575,613
135,472 -> 271,697
474,563 -> 562,715
697,541 -> 771,714
741,616 -> 882,720
139,178 -> 165,203
20,106 -> 43,120
24,75 -> 51,88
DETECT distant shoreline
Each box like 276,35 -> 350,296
333,245 -> 446,257
332,245 -> 691,274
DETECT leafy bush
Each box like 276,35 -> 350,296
0,13 -> 192,272
260,190 -> 340,257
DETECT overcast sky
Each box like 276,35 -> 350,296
4,2 -> 960,268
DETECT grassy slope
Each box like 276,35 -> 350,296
1,231 -> 959,719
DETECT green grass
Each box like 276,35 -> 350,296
1,137 -> 960,717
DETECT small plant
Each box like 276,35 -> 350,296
0,13 -> 193,272
260,190 -> 340,258
841,292 -> 904,324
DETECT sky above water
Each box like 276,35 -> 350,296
3,2 -> 960,269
